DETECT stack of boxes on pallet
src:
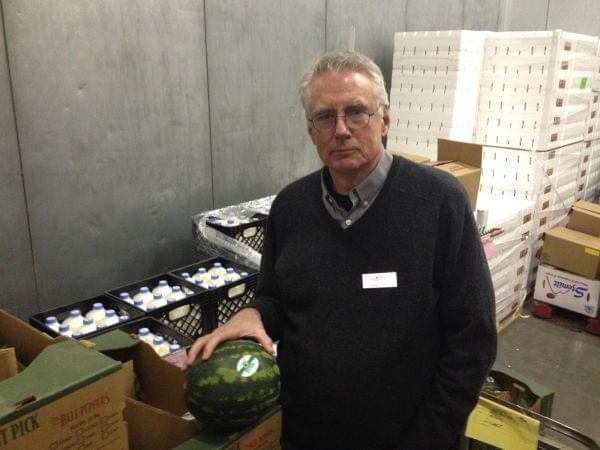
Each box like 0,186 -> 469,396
387,30 -> 485,160
535,201 -> 600,320
477,31 -> 599,291
389,30 -> 600,312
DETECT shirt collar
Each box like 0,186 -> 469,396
320,147 -> 393,209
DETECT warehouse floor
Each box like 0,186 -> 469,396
496,304 -> 600,443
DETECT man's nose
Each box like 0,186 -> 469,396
333,115 -> 351,139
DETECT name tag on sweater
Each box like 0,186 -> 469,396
362,272 -> 397,289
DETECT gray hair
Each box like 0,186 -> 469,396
299,51 -> 389,118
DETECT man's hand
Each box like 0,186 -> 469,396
184,308 -> 274,368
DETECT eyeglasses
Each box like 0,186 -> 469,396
309,105 -> 379,132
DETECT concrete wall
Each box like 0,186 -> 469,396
1,0 -> 600,318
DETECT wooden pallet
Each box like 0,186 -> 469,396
497,305 -> 522,332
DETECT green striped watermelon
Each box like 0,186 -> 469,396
184,339 -> 280,429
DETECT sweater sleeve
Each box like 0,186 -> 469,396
398,185 -> 497,449
246,205 -> 284,340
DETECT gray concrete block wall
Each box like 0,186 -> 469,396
205,0 -> 323,208
0,0 -> 599,318
2,0 -> 213,312
0,4 -> 38,319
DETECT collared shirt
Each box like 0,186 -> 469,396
321,149 -> 393,229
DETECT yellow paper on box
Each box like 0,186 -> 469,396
465,397 -> 539,450
584,247 -> 599,256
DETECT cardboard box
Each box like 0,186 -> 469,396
434,139 -> 483,210
91,329 -> 188,415
124,398 -> 198,450
0,309 -> 66,367
534,264 -> 600,318
485,362 -> 554,417
389,150 -> 431,164
540,227 -> 600,279
568,200 -> 600,236
0,339 -> 128,449
92,330 -> 282,450
174,407 -> 282,450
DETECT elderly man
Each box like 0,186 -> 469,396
187,51 -> 497,449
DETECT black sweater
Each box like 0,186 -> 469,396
250,156 -> 497,449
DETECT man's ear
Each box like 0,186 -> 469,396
381,105 -> 390,137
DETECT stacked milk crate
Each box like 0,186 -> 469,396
475,31 -> 599,291
387,30 -> 486,160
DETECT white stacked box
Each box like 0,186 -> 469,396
477,195 -> 535,321
475,31 -> 598,151
477,141 -> 584,286
387,30 -> 486,159
584,139 -> 600,200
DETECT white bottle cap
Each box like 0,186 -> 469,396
158,280 -> 168,286
240,272 -> 248,278
213,262 -> 222,268
70,309 -> 82,318
147,305 -> 156,312
139,328 -> 150,336
208,284 -> 216,290
83,318 -> 94,325
73,332 -> 83,338
92,302 -> 104,310
119,292 -> 130,300
97,323 -> 107,329
169,344 -> 181,353
167,298 -> 176,304
153,293 -> 163,300
59,324 -> 70,332
45,316 -> 57,325
211,273 -> 219,280
224,278 -> 232,285
173,286 -> 182,292
181,272 -> 191,278
227,218 -> 236,224
105,309 -> 116,317
226,267 -> 235,274
119,315 -> 128,322
153,336 -> 164,346
134,299 -> 144,307
140,286 -> 150,293
197,268 -> 207,274
195,280 -> 203,286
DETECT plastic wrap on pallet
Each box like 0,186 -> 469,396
192,195 -> 275,270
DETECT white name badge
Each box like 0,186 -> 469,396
362,272 -> 398,289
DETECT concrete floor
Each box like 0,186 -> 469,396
496,306 -> 600,444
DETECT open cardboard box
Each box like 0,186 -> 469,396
484,362 -> 554,417
568,200 -> 600,237
91,330 -> 282,450
0,310 -> 129,449
433,139 -> 482,211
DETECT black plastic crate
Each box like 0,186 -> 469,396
115,317 -> 194,348
145,286 -> 214,339
203,213 -> 268,253
105,273 -> 205,313
169,256 -> 259,334
29,294 -> 144,339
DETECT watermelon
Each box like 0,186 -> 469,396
184,339 -> 280,429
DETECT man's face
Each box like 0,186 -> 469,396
307,70 -> 390,177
